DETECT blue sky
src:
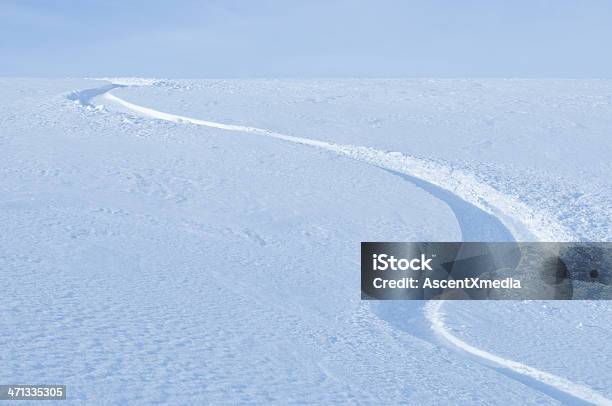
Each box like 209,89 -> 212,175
1,0 -> 611,78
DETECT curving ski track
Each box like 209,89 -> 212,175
69,81 -> 610,405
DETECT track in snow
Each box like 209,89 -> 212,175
68,81 -> 609,405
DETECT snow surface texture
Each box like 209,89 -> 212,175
1,78 -> 610,404
114,79 -> 612,242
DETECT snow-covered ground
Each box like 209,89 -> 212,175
1,78 -> 610,404
113,79 -> 612,241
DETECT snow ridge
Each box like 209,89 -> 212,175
425,301 -> 611,405
101,90 -> 571,243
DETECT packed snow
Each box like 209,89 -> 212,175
1,78 -> 610,404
